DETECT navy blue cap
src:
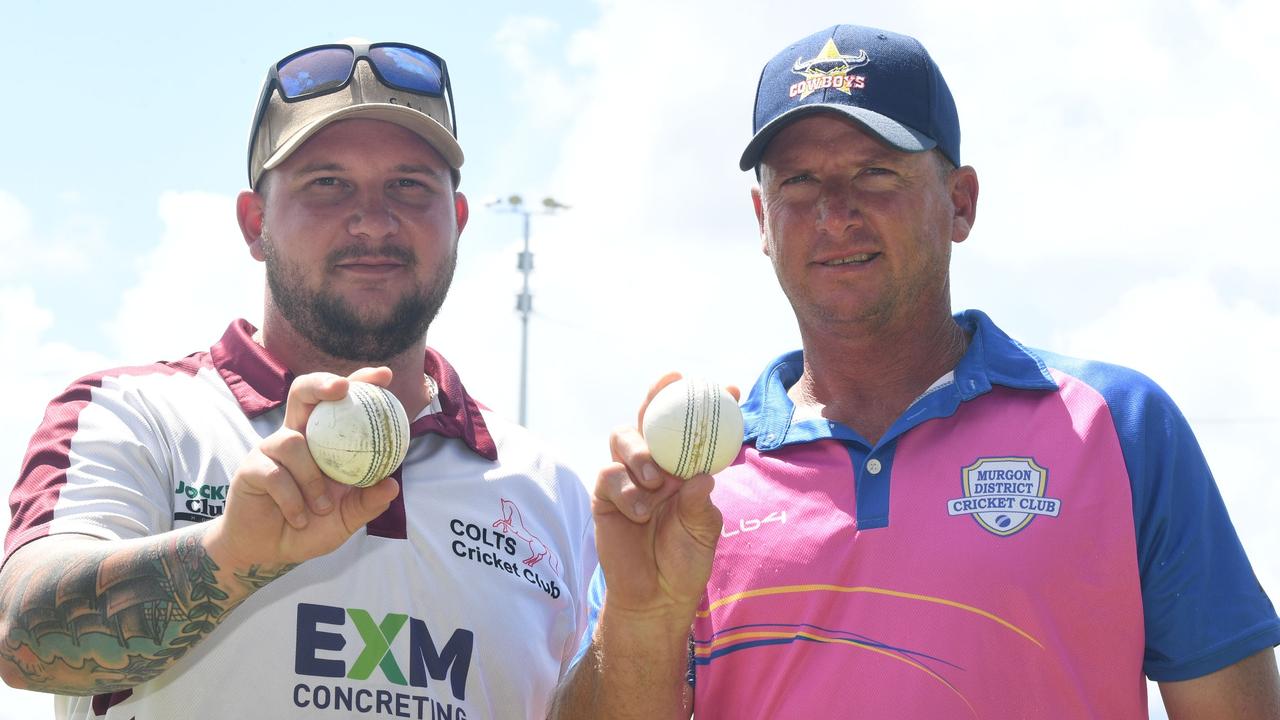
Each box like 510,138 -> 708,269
739,24 -> 960,171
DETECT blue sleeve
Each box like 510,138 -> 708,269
1043,352 -> 1280,681
569,565 -> 606,667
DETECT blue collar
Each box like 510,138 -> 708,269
742,310 -> 1059,451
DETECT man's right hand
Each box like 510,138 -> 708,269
206,367 -> 402,570
592,371 -> 730,621
550,373 -> 736,720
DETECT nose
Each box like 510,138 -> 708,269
816,178 -> 859,232
348,186 -> 400,240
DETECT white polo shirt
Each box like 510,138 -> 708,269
6,320 -> 596,720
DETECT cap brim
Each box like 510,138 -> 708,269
739,104 -> 937,171
262,103 -> 465,175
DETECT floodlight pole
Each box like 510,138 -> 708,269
487,195 -> 569,427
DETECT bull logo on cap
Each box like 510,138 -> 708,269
789,38 -> 870,100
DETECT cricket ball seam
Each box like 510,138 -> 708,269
678,384 -> 696,478
367,384 -> 407,484
703,383 -> 722,475
354,384 -> 383,486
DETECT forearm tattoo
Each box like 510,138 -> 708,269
0,532 -> 295,694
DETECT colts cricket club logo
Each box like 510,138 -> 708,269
448,499 -> 563,598
948,457 -> 1062,536
493,498 -> 561,574
790,38 -> 870,100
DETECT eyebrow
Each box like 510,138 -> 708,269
392,163 -> 446,177
769,147 -> 905,169
292,162 -> 445,177
295,162 -> 346,175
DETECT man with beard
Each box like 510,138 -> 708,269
0,41 -> 596,719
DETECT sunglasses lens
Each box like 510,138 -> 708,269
277,47 -> 356,98
368,45 -> 444,95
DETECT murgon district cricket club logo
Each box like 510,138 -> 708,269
789,38 -> 870,100
948,457 -> 1062,536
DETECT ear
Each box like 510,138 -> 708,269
236,190 -> 268,261
751,186 -> 770,257
454,191 -> 470,235
948,166 -> 979,244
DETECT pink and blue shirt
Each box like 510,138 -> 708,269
584,309 -> 1278,718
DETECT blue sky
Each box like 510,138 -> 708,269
3,1 -> 1278,716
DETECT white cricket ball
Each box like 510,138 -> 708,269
641,378 -> 744,480
306,381 -> 411,487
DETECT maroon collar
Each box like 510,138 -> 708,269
210,320 -> 496,461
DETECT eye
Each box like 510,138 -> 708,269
311,176 -> 343,188
390,176 -> 444,194
780,172 -> 814,186
387,176 -> 442,205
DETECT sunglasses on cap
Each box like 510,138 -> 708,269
246,41 -> 460,187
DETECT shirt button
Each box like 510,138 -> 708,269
866,459 -> 883,475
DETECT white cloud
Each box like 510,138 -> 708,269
953,0 -> 1280,278
494,16 -> 578,130
106,191 -> 263,361
1055,277 -> 1280,420
0,190 -> 103,278
0,191 -> 33,263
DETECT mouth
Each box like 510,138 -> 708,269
336,259 -> 404,268
821,252 -> 879,266
330,242 -> 414,272
333,259 -> 408,276
330,244 -> 416,269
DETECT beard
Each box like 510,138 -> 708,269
261,227 -> 456,362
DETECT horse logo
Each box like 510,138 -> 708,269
493,498 -> 562,574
